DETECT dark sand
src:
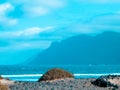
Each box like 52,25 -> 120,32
8,78 -> 120,90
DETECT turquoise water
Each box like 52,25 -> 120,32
0,65 -> 120,81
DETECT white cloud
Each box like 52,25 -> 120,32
12,0 -> 66,17
12,41 -> 51,49
19,27 -> 53,36
0,26 -> 54,38
0,3 -> 14,14
0,17 -> 18,26
0,26 -> 54,50
0,3 -> 18,26
24,7 -> 49,17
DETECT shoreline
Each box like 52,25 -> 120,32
7,78 -> 120,90
0,75 -> 120,90
1,67 -> 120,90
2,73 -> 120,82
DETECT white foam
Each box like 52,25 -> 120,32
2,73 -> 120,78
2,74 -> 42,78
74,73 -> 120,76
13,79 -> 38,81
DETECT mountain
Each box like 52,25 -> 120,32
28,31 -> 120,65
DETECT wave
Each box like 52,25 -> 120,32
74,73 -> 120,76
1,73 -> 120,81
13,79 -> 38,81
2,74 -> 43,77
2,73 -> 120,78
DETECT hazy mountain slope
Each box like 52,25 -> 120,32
29,31 -> 120,65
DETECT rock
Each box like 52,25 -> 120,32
0,76 -> 8,90
92,75 -> 119,89
0,85 -> 8,90
0,75 -> 14,86
38,68 -> 74,82
0,76 -> 3,80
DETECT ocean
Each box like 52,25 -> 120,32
0,65 -> 120,81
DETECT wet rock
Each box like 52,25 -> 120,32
92,75 -> 119,89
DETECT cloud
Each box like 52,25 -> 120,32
0,17 -> 18,26
0,41 -> 51,50
0,26 -> 54,39
11,0 -> 66,17
41,13 -> 120,35
0,3 -> 13,14
0,40 -> 51,54
24,7 -> 49,17
88,13 -> 120,32
12,41 -> 51,49
0,26 -> 53,50
11,0 -> 65,8
70,13 -> 120,34
77,0 -> 120,3
0,26 -> 56,51
18,26 -> 53,36
0,3 -> 18,26
37,0 -> 65,8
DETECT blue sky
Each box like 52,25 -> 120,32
0,0 -> 120,64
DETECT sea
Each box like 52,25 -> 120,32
0,65 -> 120,81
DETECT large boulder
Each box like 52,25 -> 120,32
92,75 -> 119,89
38,68 -> 74,82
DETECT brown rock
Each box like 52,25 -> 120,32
0,76 -> 3,80
38,68 -> 74,82
0,85 -> 8,90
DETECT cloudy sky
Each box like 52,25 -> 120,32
0,0 -> 120,64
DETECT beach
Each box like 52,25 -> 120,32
6,78 -> 119,90
0,67 -> 120,90
1,67 -> 120,90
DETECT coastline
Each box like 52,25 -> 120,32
2,73 -> 120,82
0,67 -> 120,90
8,78 -> 119,90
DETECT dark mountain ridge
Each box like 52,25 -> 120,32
29,31 -> 120,65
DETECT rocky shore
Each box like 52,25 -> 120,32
8,78 -> 120,90
0,68 -> 120,90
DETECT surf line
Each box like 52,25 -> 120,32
2,73 -> 120,78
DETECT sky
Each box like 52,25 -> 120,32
0,0 -> 120,65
